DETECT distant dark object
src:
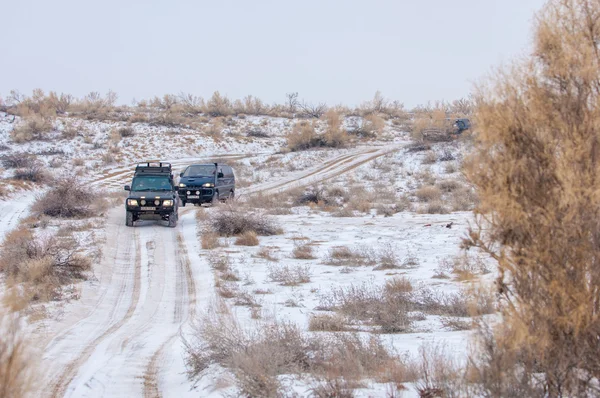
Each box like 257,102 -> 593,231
453,118 -> 471,134
446,222 -> 454,229
422,118 -> 471,142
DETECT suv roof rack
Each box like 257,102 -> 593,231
134,162 -> 173,176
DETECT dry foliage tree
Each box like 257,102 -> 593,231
465,0 -> 600,396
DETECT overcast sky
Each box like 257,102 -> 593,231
1,0 -> 546,108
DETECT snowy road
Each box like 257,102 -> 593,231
39,208 -> 210,398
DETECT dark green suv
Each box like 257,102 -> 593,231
124,162 -> 179,227
178,163 -> 235,206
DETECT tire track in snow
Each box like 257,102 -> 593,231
241,145 -> 401,196
142,231 -> 197,398
50,225 -> 142,398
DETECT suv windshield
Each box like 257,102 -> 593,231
131,176 -> 172,191
183,165 -> 216,177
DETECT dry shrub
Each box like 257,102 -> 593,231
415,343 -> 467,398
422,151 -> 438,165
205,91 -> 233,117
415,186 -> 442,203
422,200 -> 449,214
32,177 -> 104,218
286,121 -> 321,151
185,305 -> 316,397
292,242 -> 316,259
319,282 -> 412,333
1,153 -> 35,169
0,227 -> 91,302
267,264 -> 311,286
463,1 -> 600,395
185,302 -> 414,396
10,114 -> 53,143
256,246 -> 278,261
209,204 -> 283,236
308,313 -> 348,332
118,126 -> 134,137
323,109 -> 350,148
13,162 -> 49,183
0,312 -> 35,398
234,230 -> 259,246
325,245 -> 376,267
201,232 -> 222,250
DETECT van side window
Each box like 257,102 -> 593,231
225,166 -> 233,177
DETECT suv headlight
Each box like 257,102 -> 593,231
127,199 -> 139,206
202,182 -> 214,188
163,200 -> 174,206
179,183 -> 186,187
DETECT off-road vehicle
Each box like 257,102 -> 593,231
178,163 -> 235,206
124,162 -> 179,227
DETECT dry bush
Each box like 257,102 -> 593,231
422,151 -> 438,165
1,153 -> 35,169
267,264 -> 311,286
421,200 -> 449,214
118,126 -> 134,137
0,312 -> 35,398
32,177 -> 104,218
256,246 -> 278,261
463,1 -> 600,394
323,109 -> 350,148
234,231 -> 259,246
205,91 -> 233,117
325,245 -> 376,267
308,313 -> 348,332
10,114 -> 53,143
286,121 -> 322,151
186,302 -> 413,396
0,227 -> 91,302
13,162 -> 49,183
185,305 -> 317,397
201,232 -> 222,250
415,343 -> 467,398
415,186 -> 442,203
292,241 -> 316,259
319,282 -> 413,333
209,204 -> 283,236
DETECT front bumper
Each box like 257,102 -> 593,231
178,188 -> 214,203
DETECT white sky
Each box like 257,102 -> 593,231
1,0 -> 546,108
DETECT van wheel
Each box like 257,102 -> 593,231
181,200 -> 186,207
126,211 -> 134,227
229,190 -> 235,201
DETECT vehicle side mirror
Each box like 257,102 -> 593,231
179,172 -> 184,177
218,172 -> 224,178
124,185 -> 130,191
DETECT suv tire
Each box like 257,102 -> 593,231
126,211 -> 134,227
167,212 -> 177,228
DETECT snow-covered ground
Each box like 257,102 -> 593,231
0,112 -> 487,397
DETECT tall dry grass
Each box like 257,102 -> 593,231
465,0 -> 600,395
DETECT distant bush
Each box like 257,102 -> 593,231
118,126 -> 135,137
32,177 -> 105,218
1,153 -> 35,169
286,120 -> 348,152
10,115 -> 53,143
209,204 -> 283,236
13,162 -> 49,183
